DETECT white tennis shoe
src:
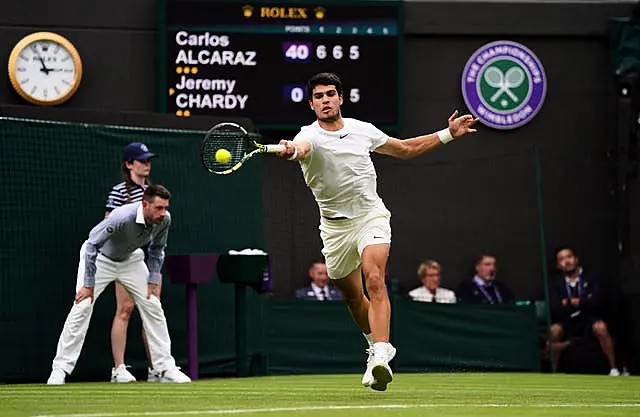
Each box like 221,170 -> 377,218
362,343 -> 396,391
159,367 -> 191,383
111,364 -> 136,383
148,367 -> 162,382
47,368 -> 66,385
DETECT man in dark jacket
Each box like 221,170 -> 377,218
548,246 -> 619,376
456,255 -> 514,305
295,260 -> 342,301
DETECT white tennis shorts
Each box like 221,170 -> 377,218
319,205 -> 391,280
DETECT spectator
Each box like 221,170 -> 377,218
408,260 -> 456,303
295,261 -> 342,301
456,255 -> 514,304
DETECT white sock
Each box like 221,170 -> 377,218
363,333 -> 374,347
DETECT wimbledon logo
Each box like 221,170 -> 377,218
461,40 -> 547,130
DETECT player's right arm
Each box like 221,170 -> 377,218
277,138 -> 313,161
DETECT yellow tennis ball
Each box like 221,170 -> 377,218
215,148 -> 232,164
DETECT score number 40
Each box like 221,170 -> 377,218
285,44 -> 360,60
290,87 -> 360,103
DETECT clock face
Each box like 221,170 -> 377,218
8,33 -> 82,106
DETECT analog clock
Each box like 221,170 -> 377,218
8,32 -> 83,106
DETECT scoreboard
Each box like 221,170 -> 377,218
161,0 -> 403,130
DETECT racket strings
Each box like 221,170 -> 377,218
202,130 -> 249,171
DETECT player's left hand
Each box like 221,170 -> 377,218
448,110 -> 479,138
148,283 -> 161,299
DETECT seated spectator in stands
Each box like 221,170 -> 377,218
456,255 -> 514,304
295,260 -> 342,301
548,246 -> 620,376
408,260 -> 456,303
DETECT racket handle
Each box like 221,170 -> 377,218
264,144 -> 286,153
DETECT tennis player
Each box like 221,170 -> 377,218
106,142 -> 159,383
278,72 -> 478,391
47,184 -> 190,385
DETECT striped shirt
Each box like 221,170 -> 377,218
84,202 -> 171,287
106,181 -> 146,212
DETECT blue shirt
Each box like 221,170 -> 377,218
83,202 -> 170,287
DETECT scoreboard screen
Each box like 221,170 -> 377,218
161,0 -> 403,130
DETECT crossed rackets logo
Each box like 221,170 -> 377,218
484,65 -> 525,105
479,60 -> 529,111
461,40 -> 547,130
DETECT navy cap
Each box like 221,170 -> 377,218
122,142 -> 157,161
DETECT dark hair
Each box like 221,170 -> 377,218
309,259 -> 325,269
143,184 -> 171,201
553,245 -> 577,262
475,254 -> 496,266
306,72 -> 344,99
121,161 -> 152,204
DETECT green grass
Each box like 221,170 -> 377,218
1,373 -> 639,417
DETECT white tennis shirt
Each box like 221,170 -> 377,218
293,118 -> 389,219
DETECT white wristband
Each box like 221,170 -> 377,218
437,128 -> 454,144
287,142 -> 298,161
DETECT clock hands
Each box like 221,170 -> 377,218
38,56 -> 52,75
37,55 -> 68,75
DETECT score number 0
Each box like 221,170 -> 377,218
289,87 -> 360,103
285,44 -> 360,61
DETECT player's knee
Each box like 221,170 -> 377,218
592,320 -> 608,337
115,300 -> 135,322
364,270 -> 386,298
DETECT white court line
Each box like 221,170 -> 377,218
32,403 -> 640,417
2,386 -> 620,394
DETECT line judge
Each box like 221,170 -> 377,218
47,184 -> 190,384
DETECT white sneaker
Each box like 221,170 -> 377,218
371,360 -> 394,392
47,368 -> 66,385
362,343 -> 396,390
609,368 -> 621,376
111,364 -> 136,383
159,367 -> 191,383
147,367 -> 161,382
622,367 -> 631,376
362,348 -> 376,387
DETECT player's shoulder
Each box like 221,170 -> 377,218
343,118 -> 375,130
294,121 -> 322,142
298,121 -> 320,134
343,117 -> 369,128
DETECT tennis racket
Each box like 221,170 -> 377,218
200,122 -> 285,175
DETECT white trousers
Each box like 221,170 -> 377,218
51,241 -> 177,374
